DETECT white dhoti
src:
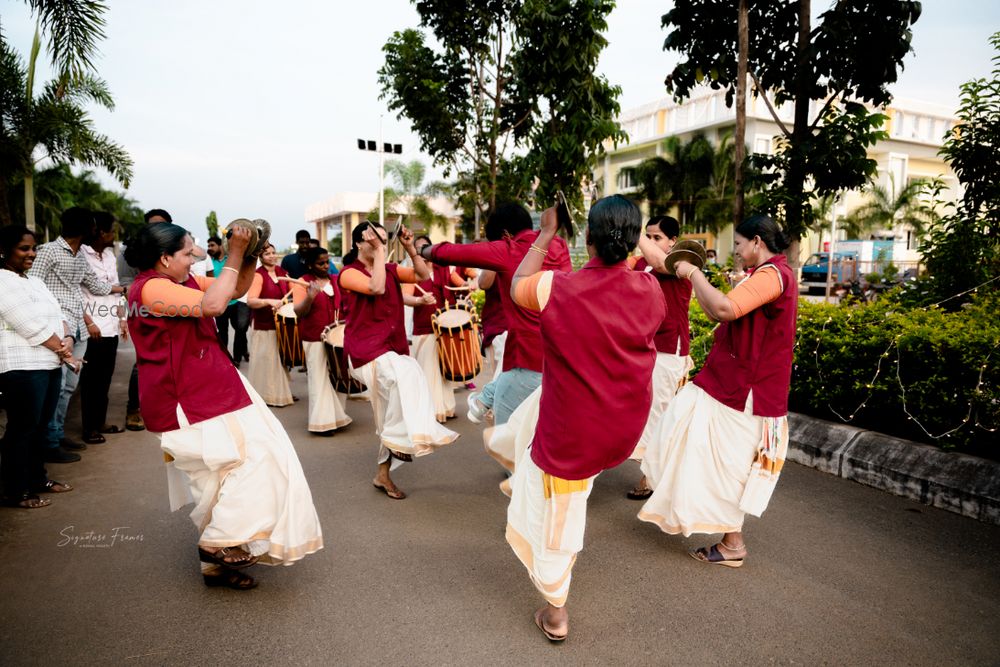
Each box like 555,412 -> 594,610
160,374 -> 323,565
630,351 -> 692,460
302,341 -> 353,433
506,440 -> 596,608
349,351 -> 459,467
487,331 -> 507,382
485,385 -> 541,478
247,329 -> 294,407
411,333 -> 456,422
638,383 -> 788,536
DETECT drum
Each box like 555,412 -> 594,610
274,302 -> 304,368
432,305 -> 482,382
322,323 -> 367,394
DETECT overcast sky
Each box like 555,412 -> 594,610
4,0 -> 998,245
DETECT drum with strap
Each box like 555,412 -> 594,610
432,304 -> 482,382
322,322 -> 367,394
274,301 -> 304,368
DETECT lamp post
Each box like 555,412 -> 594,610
357,117 -> 402,227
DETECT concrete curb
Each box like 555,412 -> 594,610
787,413 -> 1000,525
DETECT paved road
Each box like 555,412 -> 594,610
1,345 -> 998,665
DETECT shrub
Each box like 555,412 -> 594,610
685,292 -> 999,457
790,292 -> 999,457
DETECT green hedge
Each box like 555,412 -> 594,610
687,292 -> 1000,457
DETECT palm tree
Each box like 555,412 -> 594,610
1,27 -> 132,230
625,134 -> 729,231
841,178 -> 939,244
381,159 -> 451,234
16,0 -> 108,80
694,132 -> 739,235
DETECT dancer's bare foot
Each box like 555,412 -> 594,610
534,603 -> 568,641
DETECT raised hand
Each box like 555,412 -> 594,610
399,227 -> 415,252
362,227 -> 384,250
226,224 -> 252,258
539,206 -> 559,237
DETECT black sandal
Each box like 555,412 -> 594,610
203,569 -> 258,590
198,546 -> 259,569
83,432 -> 107,444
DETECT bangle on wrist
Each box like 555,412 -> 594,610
222,266 -> 239,275
529,243 -> 549,256
684,265 -> 699,281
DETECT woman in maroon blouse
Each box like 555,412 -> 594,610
246,243 -> 293,407
504,195 -> 665,641
338,222 -> 458,500
125,223 -> 322,590
639,214 -> 797,569
292,246 -> 352,435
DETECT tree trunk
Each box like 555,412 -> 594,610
24,170 -> 36,233
733,0 -> 749,227
0,177 -> 12,226
784,0 -> 812,269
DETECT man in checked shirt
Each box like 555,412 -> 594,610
29,207 -> 125,463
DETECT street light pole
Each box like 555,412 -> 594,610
357,124 -> 402,232
378,115 -> 385,228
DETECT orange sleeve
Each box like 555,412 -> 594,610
340,268 -> 373,295
449,270 -> 466,287
290,283 -> 308,304
401,284 -> 416,296
512,271 -> 555,312
193,275 -> 214,290
140,278 -> 206,317
626,255 -> 639,270
726,267 -> 783,319
247,273 -> 264,299
396,266 -> 417,283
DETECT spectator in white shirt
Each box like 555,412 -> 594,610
79,211 -> 127,445
0,226 -> 81,508
29,207 -> 124,462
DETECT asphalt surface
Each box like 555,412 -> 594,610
1,344 -> 998,665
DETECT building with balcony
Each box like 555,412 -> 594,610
592,86 -> 959,265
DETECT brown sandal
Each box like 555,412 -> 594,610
203,569 -> 258,590
198,546 -> 259,569
373,481 -> 406,500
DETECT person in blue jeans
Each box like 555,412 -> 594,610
29,207 -> 123,463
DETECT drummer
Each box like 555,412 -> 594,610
246,242 -> 294,407
419,203 -> 571,434
291,247 -> 352,436
338,221 -> 458,500
406,235 -> 468,423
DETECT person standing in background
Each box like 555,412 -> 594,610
79,212 -> 127,445
280,229 -> 312,279
207,236 -> 251,366
30,207 -> 123,463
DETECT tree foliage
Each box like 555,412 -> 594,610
379,0 -> 624,227
0,11 -> 131,228
623,132 -> 751,235
205,211 -> 219,238
840,178 -> 939,240
661,0 -> 920,247
6,163 -> 143,239
381,159 -> 451,233
919,31 -> 1000,303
